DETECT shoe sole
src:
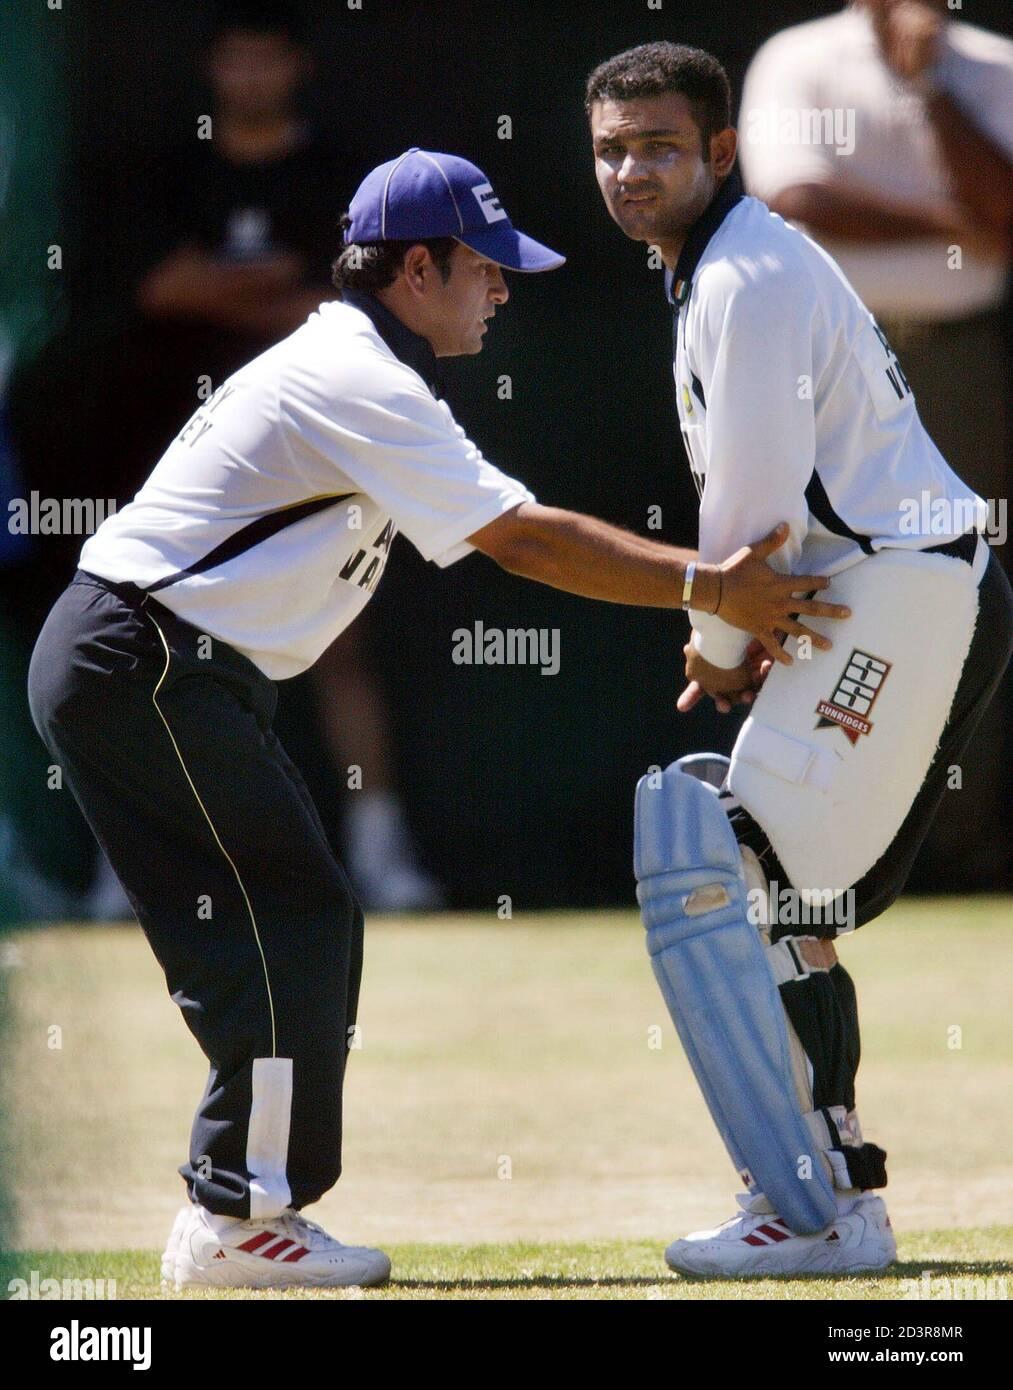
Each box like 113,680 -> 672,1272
173,1252 -> 392,1291
666,1243 -> 896,1278
173,1268 -> 390,1290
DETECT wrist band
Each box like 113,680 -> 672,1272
682,561 -> 696,608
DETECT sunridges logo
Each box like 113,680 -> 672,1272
815,648 -> 891,744
471,181 -> 508,224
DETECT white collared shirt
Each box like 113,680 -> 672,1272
80,300 -> 533,678
674,196 -> 988,668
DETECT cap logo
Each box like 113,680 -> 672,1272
471,182 -> 508,225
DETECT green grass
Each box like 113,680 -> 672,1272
4,1231 -> 1011,1300
2,899 -> 1012,1298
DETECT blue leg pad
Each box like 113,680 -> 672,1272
635,759 -> 837,1235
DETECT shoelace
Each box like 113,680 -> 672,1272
713,1194 -> 781,1236
715,1211 -> 769,1236
278,1209 -> 340,1249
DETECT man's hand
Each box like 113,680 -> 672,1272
715,523 -> 850,664
677,639 -> 773,715
138,246 -> 307,328
866,4 -> 1012,243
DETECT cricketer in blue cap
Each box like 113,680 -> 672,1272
345,147 -> 565,272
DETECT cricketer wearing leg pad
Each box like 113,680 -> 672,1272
634,762 -> 839,1234
728,548 -> 980,905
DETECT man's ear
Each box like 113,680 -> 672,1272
709,126 -> 738,179
401,244 -> 432,296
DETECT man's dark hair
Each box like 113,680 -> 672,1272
585,42 -> 732,150
331,215 -> 457,294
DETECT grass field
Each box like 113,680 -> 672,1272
3,898 -> 1012,1300
4,1231 -> 1011,1301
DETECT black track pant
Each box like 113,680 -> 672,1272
28,571 -> 364,1219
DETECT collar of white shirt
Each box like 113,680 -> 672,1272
339,288 -> 441,393
664,168 -> 744,309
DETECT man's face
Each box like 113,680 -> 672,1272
209,30 -> 305,121
423,244 -> 510,357
591,93 -> 721,249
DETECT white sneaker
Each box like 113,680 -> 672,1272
169,1204 -> 391,1289
160,1205 -> 191,1284
665,1191 -> 896,1277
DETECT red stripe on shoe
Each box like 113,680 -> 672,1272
743,1234 -> 767,1246
282,1244 -> 310,1263
260,1238 -> 295,1260
237,1231 -> 277,1254
758,1224 -> 790,1242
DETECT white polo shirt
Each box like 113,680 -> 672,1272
668,176 -> 988,669
80,295 -> 533,678
738,5 -> 1013,319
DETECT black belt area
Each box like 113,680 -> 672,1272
72,569 -> 151,606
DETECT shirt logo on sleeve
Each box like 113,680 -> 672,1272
175,383 -> 236,449
815,649 -> 891,744
338,517 -> 397,593
871,320 -> 912,404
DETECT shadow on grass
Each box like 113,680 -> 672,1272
390,1261 -> 1009,1292
672,1259 -> 1013,1286
4,1254 -> 1008,1297
389,1275 -> 668,1291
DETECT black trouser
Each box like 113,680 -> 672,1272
28,571 -> 364,1219
733,549 -> 1013,1161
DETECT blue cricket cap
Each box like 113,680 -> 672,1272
345,148 -> 565,272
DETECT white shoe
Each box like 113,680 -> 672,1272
665,1191 -> 896,1277
169,1204 -> 391,1289
160,1205 -> 191,1284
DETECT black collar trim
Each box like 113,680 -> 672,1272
340,290 -> 440,392
665,169 -> 744,308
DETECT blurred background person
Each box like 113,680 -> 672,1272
8,0 -> 442,916
738,0 -> 1012,889
311,625 -> 444,910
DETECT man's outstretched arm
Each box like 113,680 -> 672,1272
468,502 -> 848,665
